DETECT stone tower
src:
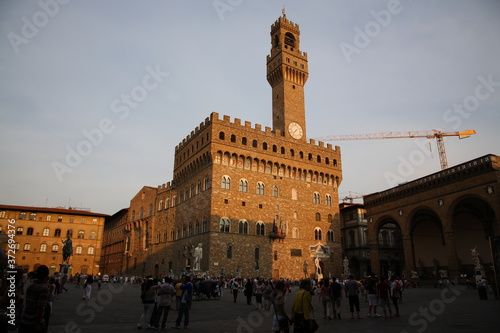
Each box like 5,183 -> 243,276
267,11 -> 309,141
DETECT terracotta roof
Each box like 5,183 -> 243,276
0,204 -> 109,217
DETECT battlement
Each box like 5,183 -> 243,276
174,112 -> 340,154
266,51 -> 308,62
271,15 -> 300,35
157,181 -> 173,190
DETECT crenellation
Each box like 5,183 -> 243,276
223,115 -> 230,122
255,124 -> 261,131
265,126 -> 272,134
245,121 -> 251,128
234,118 -> 241,126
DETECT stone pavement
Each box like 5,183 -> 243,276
32,282 -> 500,333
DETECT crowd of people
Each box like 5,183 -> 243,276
1,266 -> 495,332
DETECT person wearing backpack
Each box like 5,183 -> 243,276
330,277 -> 343,319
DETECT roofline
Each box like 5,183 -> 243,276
0,204 -> 110,217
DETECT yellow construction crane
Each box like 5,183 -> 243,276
315,129 -> 476,170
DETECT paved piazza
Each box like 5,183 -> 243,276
33,282 -> 500,333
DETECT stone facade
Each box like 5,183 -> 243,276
0,204 -> 108,275
364,154 -> 500,280
101,14 -> 344,280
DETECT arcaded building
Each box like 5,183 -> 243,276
364,154 -> 499,280
0,204 -> 108,275
104,13 -> 343,279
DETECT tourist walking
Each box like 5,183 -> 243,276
152,277 -> 175,330
82,275 -> 93,300
377,276 -> 393,319
173,276 -> 193,329
231,278 -> 241,303
137,279 -> 156,329
19,265 -> 50,333
291,279 -> 314,332
330,277 -> 343,319
244,279 -> 253,305
389,276 -> 401,317
366,273 -> 380,317
318,279 -> 332,319
271,280 -> 291,333
345,275 -> 362,319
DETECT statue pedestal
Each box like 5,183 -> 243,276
316,273 -> 323,281
59,263 -> 71,275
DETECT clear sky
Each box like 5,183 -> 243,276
1,0 -> 499,215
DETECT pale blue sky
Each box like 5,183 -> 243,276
1,0 -> 499,214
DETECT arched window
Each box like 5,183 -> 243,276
230,134 -> 236,142
221,176 -> 231,190
314,228 -> 322,241
27,227 -> 34,235
23,243 -> 31,251
19,212 -> 26,220
252,140 -> 258,148
242,137 -> 247,145
281,147 -> 285,154
52,244 -> 59,252
220,218 -> 230,233
256,222 -> 265,236
78,230 -> 84,239
272,186 -> 279,197
285,32 -> 295,47
292,227 -> 299,239
16,227 -> 23,235
262,142 -> 268,150
40,244 -> 47,252
76,246 -> 83,254
328,214 -> 333,223
89,231 -> 96,240
272,145 -> 277,152
315,213 -> 321,221
158,200 -> 163,211
239,179 -> 248,192
256,182 -> 265,195
238,220 -> 248,234
327,230 -> 334,242
313,192 -> 321,204
325,194 -> 332,206
219,131 -> 225,140
54,229 -> 61,237
29,213 -> 37,220
88,247 -> 95,255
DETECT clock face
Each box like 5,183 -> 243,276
288,122 -> 303,139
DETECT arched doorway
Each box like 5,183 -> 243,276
376,220 -> 404,278
410,208 -> 445,278
450,196 -> 496,278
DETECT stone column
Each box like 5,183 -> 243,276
369,239 -> 380,275
402,234 -> 415,273
443,230 -> 460,278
